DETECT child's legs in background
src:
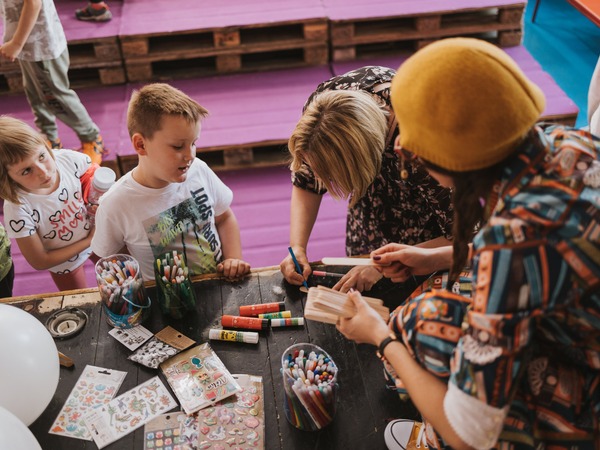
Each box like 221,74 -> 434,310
50,263 -> 88,291
0,263 -> 15,298
18,49 -> 100,143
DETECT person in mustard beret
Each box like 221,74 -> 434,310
337,38 -> 600,449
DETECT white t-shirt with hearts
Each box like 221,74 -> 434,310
5,149 -> 92,273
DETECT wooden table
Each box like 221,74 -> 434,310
3,266 -> 421,450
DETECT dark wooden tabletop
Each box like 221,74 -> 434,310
6,266 -> 421,450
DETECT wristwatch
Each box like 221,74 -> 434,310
377,332 -> 398,360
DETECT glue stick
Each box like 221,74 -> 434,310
239,301 -> 285,317
209,328 -> 259,344
221,315 -> 269,331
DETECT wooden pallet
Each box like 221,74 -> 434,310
121,19 -> 328,81
330,3 -> 525,61
118,141 -> 290,175
0,36 -> 125,94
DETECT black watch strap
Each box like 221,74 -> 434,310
377,333 -> 397,359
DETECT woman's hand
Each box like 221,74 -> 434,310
280,246 -> 311,285
217,258 -> 251,281
371,243 -> 452,282
332,266 -> 383,293
336,290 -> 389,346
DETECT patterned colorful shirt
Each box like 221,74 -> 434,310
291,66 -> 454,255
391,125 -> 600,449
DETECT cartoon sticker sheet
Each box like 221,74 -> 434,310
49,365 -> 127,440
160,343 -> 241,415
197,374 -> 264,449
83,376 -> 178,449
109,325 -> 153,351
143,375 -> 264,450
144,412 -> 199,450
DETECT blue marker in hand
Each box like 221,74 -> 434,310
288,247 -> 309,290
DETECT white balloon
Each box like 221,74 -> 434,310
0,304 -> 60,426
0,406 -> 42,450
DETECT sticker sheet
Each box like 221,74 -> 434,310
160,343 -> 241,415
49,365 -> 127,440
143,375 -> 265,450
129,326 -> 195,369
109,325 -> 153,351
197,374 -> 265,449
83,376 -> 178,449
143,412 -> 199,450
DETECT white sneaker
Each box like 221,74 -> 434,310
384,419 -> 429,450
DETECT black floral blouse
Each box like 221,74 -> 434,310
291,66 -> 454,255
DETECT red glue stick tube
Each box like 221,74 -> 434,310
239,302 -> 286,317
270,317 -> 305,327
221,315 -> 269,331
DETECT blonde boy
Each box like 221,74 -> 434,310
91,83 -> 250,281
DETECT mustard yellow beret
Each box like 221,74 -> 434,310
391,38 -> 546,172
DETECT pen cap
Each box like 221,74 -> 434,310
92,167 -> 117,192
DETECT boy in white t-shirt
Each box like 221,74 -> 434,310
91,83 -> 251,282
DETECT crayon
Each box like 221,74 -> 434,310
239,302 -> 285,317
209,328 -> 259,344
258,310 -> 292,319
270,317 -> 305,327
312,271 -> 344,278
221,315 -> 269,331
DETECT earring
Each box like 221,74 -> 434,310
400,159 -> 408,180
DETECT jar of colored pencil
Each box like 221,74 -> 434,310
281,343 -> 338,431
154,250 -> 196,319
95,254 -> 151,328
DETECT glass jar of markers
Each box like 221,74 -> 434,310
95,254 -> 151,328
281,343 -> 339,431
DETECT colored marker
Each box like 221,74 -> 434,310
288,247 -> 309,289
221,315 -> 269,331
259,310 -> 292,319
239,301 -> 285,317
312,271 -> 344,278
270,317 -> 305,327
209,329 -> 259,344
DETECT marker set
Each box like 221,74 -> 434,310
282,347 -> 338,431
95,255 -> 150,328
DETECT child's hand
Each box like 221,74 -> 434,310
0,40 -> 23,62
217,258 -> 251,281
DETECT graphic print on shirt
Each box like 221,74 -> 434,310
143,187 -> 222,275
46,188 -> 87,242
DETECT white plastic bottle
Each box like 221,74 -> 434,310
86,167 -> 116,225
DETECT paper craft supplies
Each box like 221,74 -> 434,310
160,342 -> 242,415
143,412 -> 199,450
304,285 -> 390,324
50,365 -> 127,441
109,325 -> 153,351
83,376 -> 177,449
320,257 -> 375,266
128,326 -> 195,369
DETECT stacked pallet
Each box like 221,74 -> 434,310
324,0 -> 526,61
119,0 -> 328,82
0,0 -> 125,94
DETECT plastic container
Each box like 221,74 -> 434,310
281,343 -> 338,431
95,254 -> 151,328
154,250 -> 196,319
86,167 -> 116,225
